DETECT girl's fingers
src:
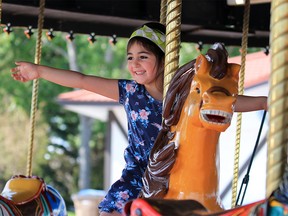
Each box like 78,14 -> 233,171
11,68 -> 18,74
11,68 -> 25,82
11,66 -> 21,74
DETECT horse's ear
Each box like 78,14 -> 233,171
195,54 -> 208,73
229,63 -> 241,82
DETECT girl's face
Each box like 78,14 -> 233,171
127,42 -> 160,87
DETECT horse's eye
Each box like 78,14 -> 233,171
196,88 -> 200,94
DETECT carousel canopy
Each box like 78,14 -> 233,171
1,0 -> 270,47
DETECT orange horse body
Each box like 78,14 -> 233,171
164,53 -> 240,212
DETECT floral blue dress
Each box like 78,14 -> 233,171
98,79 -> 163,213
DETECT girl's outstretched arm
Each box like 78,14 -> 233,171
235,95 -> 268,112
11,61 -> 120,100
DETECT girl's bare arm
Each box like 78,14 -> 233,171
11,61 -> 120,101
235,95 -> 268,112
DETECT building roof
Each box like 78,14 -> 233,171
57,89 -> 120,121
228,51 -> 270,88
57,89 -> 117,105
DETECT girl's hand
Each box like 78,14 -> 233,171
11,61 -> 39,82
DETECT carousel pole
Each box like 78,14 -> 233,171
163,0 -> 182,99
160,0 -> 167,25
266,0 -> 288,197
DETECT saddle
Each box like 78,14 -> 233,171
123,198 -> 269,216
1,175 -> 45,204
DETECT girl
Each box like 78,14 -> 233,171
11,22 -> 267,215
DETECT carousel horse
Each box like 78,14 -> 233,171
124,43 -> 288,216
140,42 -> 240,212
0,175 -> 66,215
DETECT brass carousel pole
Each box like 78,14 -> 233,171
163,0 -> 182,99
160,0 -> 167,26
266,0 -> 288,197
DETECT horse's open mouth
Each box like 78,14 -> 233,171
200,110 -> 232,125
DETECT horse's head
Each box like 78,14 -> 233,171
189,44 -> 240,132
